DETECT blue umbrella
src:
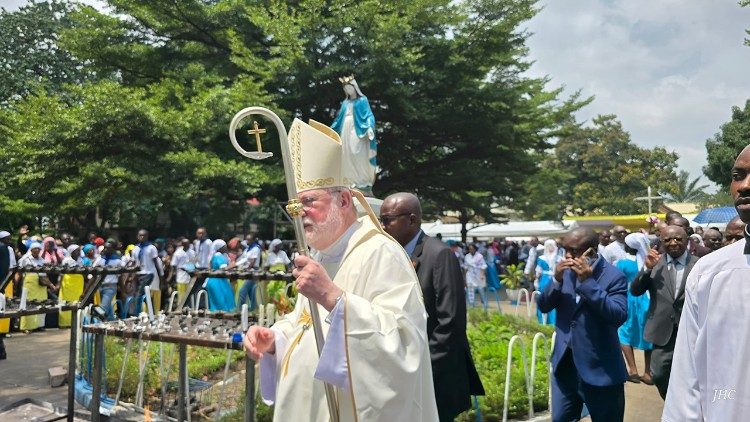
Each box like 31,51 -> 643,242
693,206 -> 738,224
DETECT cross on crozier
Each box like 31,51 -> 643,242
248,121 -> 267,153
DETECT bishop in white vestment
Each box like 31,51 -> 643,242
245,118 -> 438,422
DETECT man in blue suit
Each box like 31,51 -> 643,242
537,228 -> 628,422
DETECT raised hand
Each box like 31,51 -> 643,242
554,259 -> 574,283
244,326 -> 276,361
292,255 -> 343,311
645,247 -> 661,270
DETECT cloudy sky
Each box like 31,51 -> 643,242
524,0 -> 750,190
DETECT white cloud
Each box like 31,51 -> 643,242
525,0 -> 750,191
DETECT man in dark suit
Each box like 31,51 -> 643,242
630,224 -> 696,399
536,228 -> 628,422
381,193 -> 484,421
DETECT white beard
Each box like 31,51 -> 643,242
305,203 -> 344,250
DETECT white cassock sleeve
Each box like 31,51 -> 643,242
258,298 -> 348,404
259,327 -> 290,405
662,270 -> 703,422
313,298 -> 348,389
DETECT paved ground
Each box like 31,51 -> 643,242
1,302 -> 664,421
0,329 -> 76,410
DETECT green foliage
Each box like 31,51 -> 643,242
500,263 -> 525,289
662,170 -> 709,203
263,0 -> 589,231
0,0 -> 586,237
704,99 -> 750,188
697,189 -> 734,209
518,115 -> 679,218
266,279 -> 296,315
0,0 -> 97,103
0,79 -> 272,234
458,310 -> 554,421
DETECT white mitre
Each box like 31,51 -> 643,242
288,118 -> 351,192
287,118 -> 390,234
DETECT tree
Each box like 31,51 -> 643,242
1,0 -> 587,240
0,0 -> 96,103
704,99 -> 750,188
0,79 -> 272,236
518,115 -> 679,218
662,170 -> 708,203
262,0 -> 588,240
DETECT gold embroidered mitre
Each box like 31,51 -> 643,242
288,118 -> 346,193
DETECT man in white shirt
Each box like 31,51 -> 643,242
663,145 -> 750,421
193,227 -> 213,269
132,229 -> 164,312
237,234 -> 262,308
603,225 -> 628,264
523,236 -> 539,281
171,238 -> 195,306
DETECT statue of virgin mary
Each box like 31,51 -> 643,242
331,76 -> 377,194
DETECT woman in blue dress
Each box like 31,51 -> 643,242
485,242 -> 501,291
205,239 -> 236,312
535,239 -> 559,325
617,232 -> 653,384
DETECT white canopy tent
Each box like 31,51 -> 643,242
421,220 -> 577,241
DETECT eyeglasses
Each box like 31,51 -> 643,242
379,213 -> 411,225
298,194 -> 329,210
298,190 -> 341,211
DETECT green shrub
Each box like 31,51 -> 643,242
457,309 -> 554,421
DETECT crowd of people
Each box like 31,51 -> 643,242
1,115 -> 749,422
0,226 -> 298,358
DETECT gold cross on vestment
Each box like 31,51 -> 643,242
248,121 -> 267,153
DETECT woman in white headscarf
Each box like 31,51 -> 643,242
617,232 -> 653,384
19,242 -> 55,332
534,239 -> 560,325
204,239 -> 235,311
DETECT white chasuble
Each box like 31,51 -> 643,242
260,216 -> 439,422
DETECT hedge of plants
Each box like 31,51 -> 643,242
456,309 -> 554,421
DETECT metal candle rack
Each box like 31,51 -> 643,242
0,265 -> 139,422
82,307 -> 257,422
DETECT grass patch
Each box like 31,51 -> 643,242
457,309 -> 554,421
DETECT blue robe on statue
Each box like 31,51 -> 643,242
331,96 -> 377,167
205,253 -> 235,312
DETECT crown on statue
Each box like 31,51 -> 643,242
339,75 -> 355,84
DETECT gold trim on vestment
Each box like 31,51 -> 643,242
280,308 -> 312,377
298,177 -> 336,190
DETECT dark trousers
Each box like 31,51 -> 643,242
137,273 -> 154,296
551,350 -> 624,422
651,328 -> 677,400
